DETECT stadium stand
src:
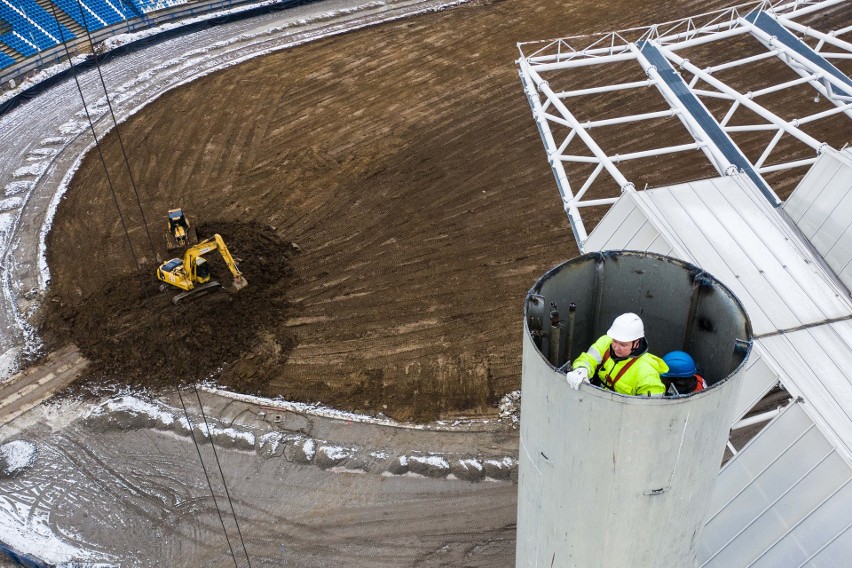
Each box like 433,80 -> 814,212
89,0 -> 130,25
0,30 -> 36,57
124,0 -> 186,16
0,0 -> 73,53
52,0 -> 126,31
0,49 -> 14,67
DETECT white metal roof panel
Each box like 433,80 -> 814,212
582,196 -> 674,257
731,352 -> 780,423
784,149 -> 852,290
699,403 -> 852,568
756,321 -> 852,464
631,176 -> 852,336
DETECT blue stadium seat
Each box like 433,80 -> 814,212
0,50 -> 16,69
85,0 -> 130,26
52,0 -> 101,30
0,0 -> 74,52
124,0 -> 185,16
0,32 -> 38,57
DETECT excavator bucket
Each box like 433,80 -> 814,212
231,276 -> 248,292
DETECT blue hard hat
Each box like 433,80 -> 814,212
662,351 -> 697,378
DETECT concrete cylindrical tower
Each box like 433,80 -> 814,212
516,251 -> 752,568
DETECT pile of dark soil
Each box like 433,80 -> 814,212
39,222 -> 300,394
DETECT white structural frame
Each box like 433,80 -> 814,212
517,0 -> 852,248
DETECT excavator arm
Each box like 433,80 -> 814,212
157,233 -> 248,303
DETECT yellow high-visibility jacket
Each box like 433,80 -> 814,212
572,335 -> 668,396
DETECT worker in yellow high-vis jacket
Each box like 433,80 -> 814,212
565,313 -> 668,396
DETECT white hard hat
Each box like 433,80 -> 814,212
607,313 -> 644,342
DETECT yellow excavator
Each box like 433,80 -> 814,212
165,208 -> 198,251
156,234 -> 248,304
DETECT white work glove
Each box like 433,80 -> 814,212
565,367 -> 589,390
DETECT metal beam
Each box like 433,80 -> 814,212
635,40 -> 781,205
743,10 -> 852,111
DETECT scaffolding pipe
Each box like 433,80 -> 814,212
655,42 -> 825,151
557,79 -> 654,98
731,406 -> 784,430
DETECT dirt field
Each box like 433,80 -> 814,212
38,0 -> 852,422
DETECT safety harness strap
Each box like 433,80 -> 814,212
600,350 -> 640,390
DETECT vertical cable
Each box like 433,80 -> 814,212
73,0 -> 159,261
177,387 -> 239,568
193,385 -> 253,568
47,1 -> 139,269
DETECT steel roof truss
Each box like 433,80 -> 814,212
516,0 -> 849,249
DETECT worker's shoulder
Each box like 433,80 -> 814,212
636,351 -> 668,375
592,334 -> 613,346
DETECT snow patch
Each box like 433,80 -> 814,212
301,438 -> 316,461
0,196 -> 24,211
58,120 -> 86,135
319,445 -> 353,460
0,346 -> 20,380
0,440 -> 36,474
214,425 -> 255,446
0,212 -> 17,243
484,456 -> 515,468
459,458 -> 483,471
38,148 -> 88,290
28,147 -> 58,157
4,180 -> 34,196
40,137 -> 67,146
96,395 -> 176,427
13,162 -> 48,177
259,431 -> 281,453
409,455 -> 449,468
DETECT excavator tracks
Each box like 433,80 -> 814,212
171,281 -> 222,304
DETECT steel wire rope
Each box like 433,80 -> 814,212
72,0 -> 159,262
46,1 -> 140,270
192,384 -> 253,568
177,386 -> 240,568
43,7 -> 241,563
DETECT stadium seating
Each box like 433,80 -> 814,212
0,31 -> 37,56
52,0 -> 129,31
124,0 -> 186,16
83,0 -> 129,26
0,50 -> 15,67
0,0 -> 186,72
0,0 -> 74,53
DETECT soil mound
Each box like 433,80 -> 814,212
39,222 -> 300,394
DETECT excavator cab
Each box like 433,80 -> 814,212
165,208 -> 198,251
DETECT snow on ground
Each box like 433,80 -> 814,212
0,348 -> 19,381
0,441 -> 110,565
0,440 -> 36,475
298,437 -> 316,461
0,505 -> 104,566
319,444 -> 355,460
3,181 -> 33,196
0,55 -> 89,107
409,455 -> 449,468
484,456 -> 516,471
458,458 -> 483,471
0,197 -> 23,212
37,149 -> 89,291
95,394 -> 177,427
12,162 -> 48,178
